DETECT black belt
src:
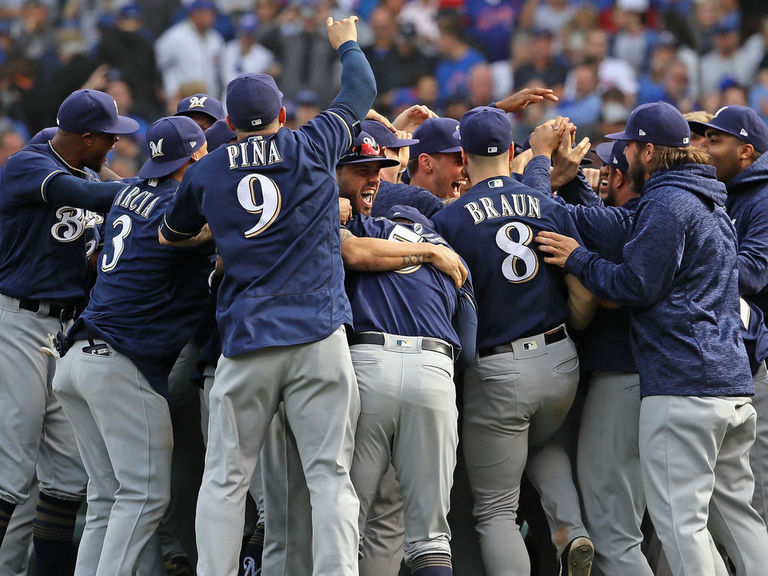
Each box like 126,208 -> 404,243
19,299 -> 79,321
350,332 -> 454,360
478,326 -> 567,358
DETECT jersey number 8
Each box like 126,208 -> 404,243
496,222 -> 538,283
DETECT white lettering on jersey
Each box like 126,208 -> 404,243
227,138 -> 284,169
466,194 -> 541,225
237,173 -> 282,237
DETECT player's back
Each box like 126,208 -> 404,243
345,215 -> 461,346
180,110 -> 354,354
76,177 -> 211,390
432,175 -> 581,349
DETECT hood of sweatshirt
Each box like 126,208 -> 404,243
727,151 -> 768,196
643,162 -> 727,207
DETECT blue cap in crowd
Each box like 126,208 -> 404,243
595,141 -> 629,174
386,204 -> 435,230
411,118 -> 461,157
606,101 -> 690,148
226,73 -> 283,130
237,13 -> 259,34
460,106 -> 513,156
361,120 -> 419,149
188,0 -> 216,12
119,3 -> 142,20
688,105 -> 768,153
56,89 -> 139,135
138,116 -> 205,179
205,119 -> 237,151
337,132 -> 401,168
28,126 -> 58,145
175,93 -> 224,123
295,89 -> 319,107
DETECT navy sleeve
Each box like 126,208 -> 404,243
566,204 -> 634,262
558,169 -> 603,207
565,198 -> 684,307
160,167 -> 206,241
453,279 -> 478,370
737,202 -> 768,295
331,40 -> 377,124
45,175 -> 127,212
521,155 -> 551,194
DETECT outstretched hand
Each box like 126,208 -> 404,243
495,87 -> 559,114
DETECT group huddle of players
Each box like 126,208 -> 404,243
3,13 -> 768,576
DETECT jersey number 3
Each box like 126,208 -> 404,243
496,222 -> 538,283
101,214 -> 133,272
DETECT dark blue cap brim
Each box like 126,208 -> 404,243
103,115 -> 140,135
138,155 -> 192,179
594,142 -> 614,164
390,137 -> 419,148
605,130 -> 632,141
429,145 -> 462,154
338,156 -> 401,168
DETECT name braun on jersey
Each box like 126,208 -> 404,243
464,186 -> 542,225
226,137 -> 283,169
114,184 -> 161,218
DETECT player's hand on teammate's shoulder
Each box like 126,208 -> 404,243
326,15 -> 359,49
428,244 -> 468,289
534,230 -> 580,268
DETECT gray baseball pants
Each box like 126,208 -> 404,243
640,395 -> 768,576
577,371 -> 653,576
195,326 -> 360,576
52,339 -> 170,576
750,362 -> 768,524
462,330 -> 579,576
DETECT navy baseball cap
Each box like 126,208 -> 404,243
118,3 -> 142,19
295,89 -> 319,107
337,132 -> 401,168
175,93 -> 224,123
226,73 -> 283,130
205,119 -> 237,151
138,116 -> 206,179
688,105 -> 768,153
188,0 -> 216,11
386,204 -> 435,230
410,118 -> 461,157
28,126 -> 58,145
606,101 -> 690,148
460,106 -> 513,156
56,89 -> 139,135
237,13 -> 259,34
595,141 -> 629,174
361,120 -> 419,149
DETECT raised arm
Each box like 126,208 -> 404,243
327,16 -> 377,123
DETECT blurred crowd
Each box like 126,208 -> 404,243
1,0 -> 767,179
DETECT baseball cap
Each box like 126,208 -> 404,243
237,13 -> 259,34
337,132 -> 401,168
118,3 -> 142,19
361,120 -> 419,149
188,0 -> 216,12
56,89 -> 139,135
138,116 -> 205,179
688,105 -> 768,153
386,204 -> 435,230
205,119 -> 237,151
226,73 -> 283,130
410,118 -> 461,157
175,93 -> 224,123
459,106 -> 512,156
606,101 -> 690,148
28,126 -> 58,145
595,141 -> 629,174
295,89 -> 319,107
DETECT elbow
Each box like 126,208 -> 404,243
158,227 -> 172,246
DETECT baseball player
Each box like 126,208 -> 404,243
50,115 -> 210,575
408,117 -> 468,200
175,92 -> 225,131
536,101 -> 768,575
430,106 -> 596,576
158,16 -> 373,576
689,105 -> 768,524
0,88 -> 137,573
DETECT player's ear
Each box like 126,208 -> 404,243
225,116 -> 237,131
461,149 -> 469,168
278,107 -> 287,125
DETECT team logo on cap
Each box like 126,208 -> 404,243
188,96 -> 208,108
740,128 -> 749,137
487,146 -> 498,153
189,140 -> 197,148
638,129 -> 647,136
613,157 -> 619,164
149,138 -> 164,158
683,137 -> 690,144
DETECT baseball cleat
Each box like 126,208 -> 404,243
559,536 -> 594,576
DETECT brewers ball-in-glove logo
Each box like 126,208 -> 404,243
189,96 -> 208,108
149,138 -> 164,158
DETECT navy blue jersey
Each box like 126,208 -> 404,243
371,180 -> 444,219
432,175 -> 583,349
0,143 -> 108,301
161,109 -> 357,357
345,215 -> 473,348
70,177 -> 212,397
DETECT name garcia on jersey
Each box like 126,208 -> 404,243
113,183 -> 161,219
464,184 -> 541,225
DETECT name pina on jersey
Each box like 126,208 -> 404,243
226,137 -> 283,170
113,184 -> 161,218
464,185 -> 542,225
